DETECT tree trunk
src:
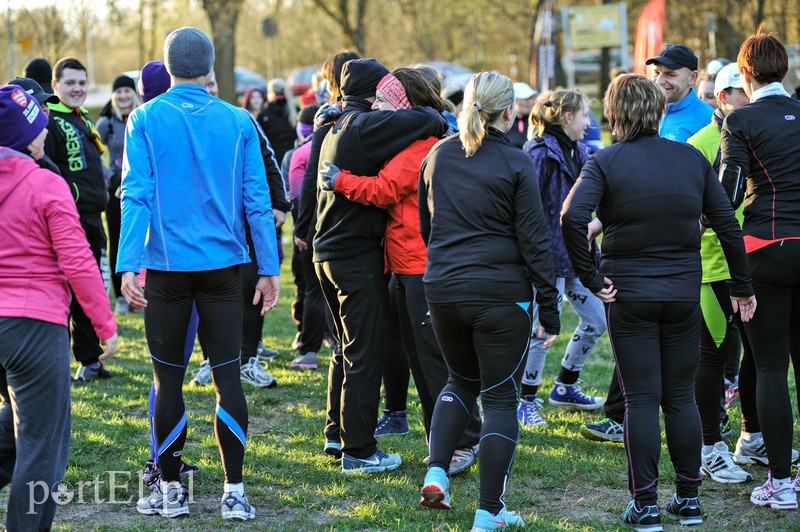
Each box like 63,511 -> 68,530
310,0 -> 369,54
202,0 -> 244,104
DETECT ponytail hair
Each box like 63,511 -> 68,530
458,71 -> 514,157
529,90 -> 588,138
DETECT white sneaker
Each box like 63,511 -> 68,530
750,473 -> 798,509
221,491 -> 256,520
240,357 -> 277,388
701,441 -> 752,483
191,360 -> 212,386
136,481 -> 189,517
449,444 -> 479,476
733,434 -> 800,466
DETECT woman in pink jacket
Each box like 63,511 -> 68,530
0,85 -> 117,531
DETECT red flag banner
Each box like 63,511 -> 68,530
633,0 -> 665,74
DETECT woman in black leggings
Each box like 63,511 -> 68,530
562,74 -> 754,530
719,28 -> 800,510
417,71 -> 560,531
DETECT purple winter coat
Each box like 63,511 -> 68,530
523,133 -> 596,278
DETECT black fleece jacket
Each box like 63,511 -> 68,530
561,134 -> 753,302
418,127 -> 561,335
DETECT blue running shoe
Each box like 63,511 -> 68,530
374,410 -> 409,437
470,508 -> 525,531
549,379 -> 605,410
620,500 -> 662,531
420,466 -> 451,509
342,449 -> 402,474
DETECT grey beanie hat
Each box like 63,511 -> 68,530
164,27 -> 215,78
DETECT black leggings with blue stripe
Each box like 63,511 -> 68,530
427,300 -> 532,514
144,266 -> 248,484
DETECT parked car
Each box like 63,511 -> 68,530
418,61 -> 474,88
234,66 -> 268,97
287,65 -> 321,96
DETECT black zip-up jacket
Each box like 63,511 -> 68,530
313,98 -> 448,262
44,104 -> 107,214
720,94 -> 800,240
561,134 -> 753,302
418,127 -> 561,335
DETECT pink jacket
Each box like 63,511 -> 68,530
0,148 -> 116,339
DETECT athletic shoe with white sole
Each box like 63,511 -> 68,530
580,417 -> 624,442
701,441 -> 752,483
256,342 -> 279,361
289,351 -> 318,370
664,494 -> 702,526
341,449 -> 402,474
517,395 -> 546,427
750,473 -> 798,509
733,434 -> 800,465
136,481 -> 189,518
420,466 -> 451,510
470,508 -> 525,531
240,357 -> 277,388
221,491 -> 256,520
324,439 -> 342,459
449,444 -> 479,475
620,500 -> 662,531
191,360 -> 212,386
374,410 -> 409,437
549,379 -> 605,410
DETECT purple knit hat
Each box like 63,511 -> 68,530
138,61 -> 171,103
0,85 -> 49,152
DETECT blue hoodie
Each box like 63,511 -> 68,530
117,83 -> 279,276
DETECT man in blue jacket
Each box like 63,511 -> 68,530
117,27 -> 279,521
647,44 -> 714,142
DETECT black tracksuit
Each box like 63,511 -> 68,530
419,127 -> 559,514
315,97 -> 449,459
562,134 -> 752,504
45,105 -> 108,365
720,92 -> 800,479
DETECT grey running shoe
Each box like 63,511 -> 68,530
733,434 -> 800,465
73,362 -> 111,384
290,351 -> 318,370
240,357 -> 277,388
136,481 -> 189,518
449,445 -> 478,475
221,491 -> 256,520
190,360 -> 212,386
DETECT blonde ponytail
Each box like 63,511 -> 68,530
458,71 -> 514,157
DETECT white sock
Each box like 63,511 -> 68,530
773,476 -> 791,487
741,431 -> 761,442
160,479 -> 181,491
702,444 -> 715,455
224,482 -> 245,495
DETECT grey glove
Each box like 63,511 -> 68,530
314,102 -> 343,130
318,161 -> 341,192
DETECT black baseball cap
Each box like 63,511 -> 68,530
7,77 -> 59,105
645,44 -> 698,71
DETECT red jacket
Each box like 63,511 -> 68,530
334,137 -> 437,274
0,148 -> 116,339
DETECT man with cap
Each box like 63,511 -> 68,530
44,57 -> 114,384
647,43 -> 714,142
117,27 -> 279,521
685,62 -> 755,485
507,81 -> 537,148
313,57 -> 448,473
0,84 -> 117,531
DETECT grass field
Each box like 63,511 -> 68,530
7,231 -> 800,531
